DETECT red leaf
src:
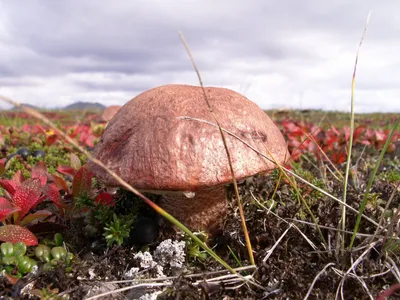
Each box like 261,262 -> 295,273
332,151 -> 347,164
4,272 -> 19,285
343,127 -> 350,142
0,225 -> 38,245
353,126 -> 365,140
0,162 -> 5,177
95,192 -> 115,207
84,135 -> 95,148
0,171 -> 27,197
57,165 -> 76,177
32,161 -> 48,186
12,178 -> 42,221
49,174 -> 70,193
375,130 -> 386,141
0,197 -> 20,222
12,170 -> 26,185
43,183 -> 66,209
330,125 -> 340,136
46,134 -> 58,146
68,127 -> 79,138
20,210 -> 53,226
31,124 -> 47,134
282,120 -> 304,136
72,166 -> 93,199
376,283 -> 400,300
0,179 -> 17,196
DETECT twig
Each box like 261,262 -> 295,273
106,265 -> 257,284
385,256 -> 400,282
84,267 -> 262,300
335,240 -> 378,300
262,224 -> 293,265
304,262 -> 335,300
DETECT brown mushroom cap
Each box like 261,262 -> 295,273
100,105 -> 122,122
90,84 -> 289,192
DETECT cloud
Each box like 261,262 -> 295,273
0,0 -> 399,112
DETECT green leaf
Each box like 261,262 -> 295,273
54,233 -> 64,246
1,242 -> 14,256
13,242 -> 27,257
51,246 -> 67,261
35,244 -> 51,263
17,255 -> 37,274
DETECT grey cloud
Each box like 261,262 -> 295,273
0,0 -> 399,112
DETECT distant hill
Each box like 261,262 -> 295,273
64,102 -> 105,111
12,103 -> 42,111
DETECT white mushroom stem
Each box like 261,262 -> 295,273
158,185 -> 228,235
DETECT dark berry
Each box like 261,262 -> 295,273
32,150 -> 45,159
129,216 -> 158,245
16,147 -> 30,160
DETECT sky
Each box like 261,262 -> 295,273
0,1 -> 399,113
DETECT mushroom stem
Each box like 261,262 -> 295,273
158,185 -> 228,235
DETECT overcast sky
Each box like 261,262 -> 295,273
0,1 -> 399,113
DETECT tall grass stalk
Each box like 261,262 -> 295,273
179,31 -> 255,265
341,11 -> 371,251
349,116 -> 400,249
180,115 -> 381,228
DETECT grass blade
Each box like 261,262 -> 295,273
349,116 -> 400,249
341,11 -> 371,251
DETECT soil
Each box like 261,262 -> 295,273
0,113 -> 398,300
1,147 -> 400,300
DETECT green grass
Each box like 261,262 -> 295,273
266,109 -> 399,130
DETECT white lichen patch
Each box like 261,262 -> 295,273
134,251 -> 157,269
138,290 -> 163,300
153,239 -> 186,271
132,239 -> 186,279
124,266 -> 140,278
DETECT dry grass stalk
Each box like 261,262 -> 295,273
178,31 -> 256,265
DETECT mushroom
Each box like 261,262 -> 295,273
101,105 -> 122,123
89,84 -> 289,235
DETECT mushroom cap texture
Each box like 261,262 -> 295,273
89,84 -> 289,192
101,105 -> 122,122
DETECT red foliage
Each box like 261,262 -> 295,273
0,162 -> 68,245
0,197 -> 20,222
376,283 -> 400,300
0,224 -> 38,246
95,192 -> 115,207
72,166 -> 93,199
281,119 -> 399,164
12,178 -> 42,222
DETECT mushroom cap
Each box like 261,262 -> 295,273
89,84 -> 289,192
101,105 -> 122,122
